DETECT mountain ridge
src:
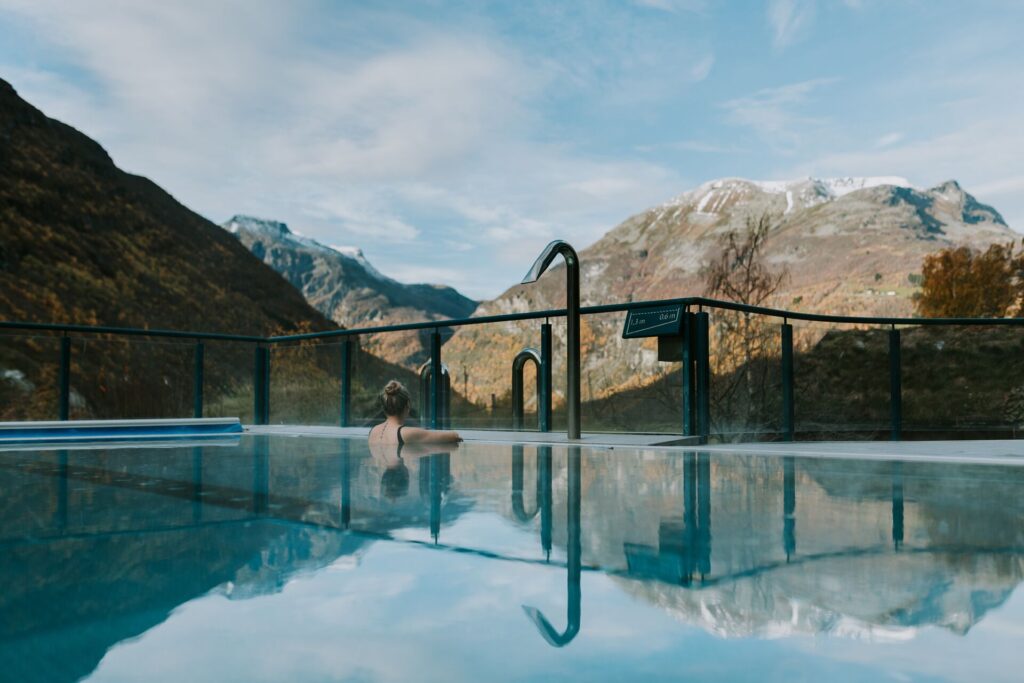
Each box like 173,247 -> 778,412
443,175 -> 1018,405
224,214 -> 477,367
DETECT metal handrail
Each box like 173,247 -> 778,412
5,295 -> 1024,344
0,319 -> 264,342
511,348 -> 543,431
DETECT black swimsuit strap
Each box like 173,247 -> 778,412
397,425 -> 405,446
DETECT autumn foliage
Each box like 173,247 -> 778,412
915,242 -> 1024,318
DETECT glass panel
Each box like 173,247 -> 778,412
69,336 -> 193,419
792,321 -> 890,439
902,325 -> 1024,437
350,332 -> 410,427
269,341 -> 341,426
581,310 -> 682,434
0,330 -> 62,420
203,340 -> 256,424
709,310 -> 783,442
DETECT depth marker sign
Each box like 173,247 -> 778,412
621,305 -> 685,339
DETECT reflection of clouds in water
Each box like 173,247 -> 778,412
17,439 -> 1024,682
782,587 -> 1024,683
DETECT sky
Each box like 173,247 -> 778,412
1,0 -> 1023,300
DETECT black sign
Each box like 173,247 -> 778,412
622,305 -> 685,338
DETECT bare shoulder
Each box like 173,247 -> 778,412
399,425 -> 429,441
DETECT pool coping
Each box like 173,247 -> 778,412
245,425 -> 1024,465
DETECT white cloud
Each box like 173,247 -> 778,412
690,54 -> 715,81
721,78 -> 837,151
874,132 -> 904,148
767,0 -> 817,48
301,195 -> 421,242
792,117 -> 1024,231
668,140 -> 746,154
0,0 -> 692,299
632,0 -> 707,13
972,175 -> 1024,198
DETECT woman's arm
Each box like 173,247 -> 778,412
401,426 -> 462,444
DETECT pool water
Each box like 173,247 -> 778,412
2,435 -> 1024,682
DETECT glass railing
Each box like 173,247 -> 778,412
3,297 -> 1024,442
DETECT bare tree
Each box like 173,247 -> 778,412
701,213 -> 788,437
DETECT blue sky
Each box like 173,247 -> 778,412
2,0 -> 1022,299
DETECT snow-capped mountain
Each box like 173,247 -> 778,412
224,215 -> 477,367
677,176 -> 913,215
443,176 -> 1016,404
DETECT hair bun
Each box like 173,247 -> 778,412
384,380 -> 401,396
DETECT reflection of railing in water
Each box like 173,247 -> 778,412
784,456 -> 795,561
625,452 -> 713,585
892,461 -> 904,550
522,446 -> 581,647
624,455 -> 921,588
8,443 -> 1024,643
416,452 -> 452,543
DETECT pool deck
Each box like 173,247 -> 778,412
245,425 -> 699,448
245,425 -> 1024,465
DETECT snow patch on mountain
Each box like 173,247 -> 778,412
665,176 -> 917,215
223,215 -> 391,283
329,245 -> 390,282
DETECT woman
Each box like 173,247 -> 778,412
369,380 -> 462,446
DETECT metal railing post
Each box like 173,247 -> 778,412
682,312 -> 695,436
442,369 -> 452,429
540,323 -> 552,432
193,341 -> 204,418
58,335 -> 71,420
781,323 -> 794,441
263,346 -> 271,424
430,330 -> 442,430
253,346 -> 260,425
889,328 -> 902,441
340,338 -> 353,427
253,345 -> 270,425
695,311 -> 711,443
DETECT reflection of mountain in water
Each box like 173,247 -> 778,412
2,437 -> 1023,679
0,438 -> 468,682
564,452 -> 1024,639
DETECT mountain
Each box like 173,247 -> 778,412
0,79 -> 333,335
224,215 -> 477,367
443,176 -> 1019,406
0,78 -> 420,421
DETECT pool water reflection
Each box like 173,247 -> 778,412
1,436 -> 1023,681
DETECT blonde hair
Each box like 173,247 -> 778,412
380,380 -> 411,417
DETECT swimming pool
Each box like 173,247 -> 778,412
2,435 -> 1023,682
